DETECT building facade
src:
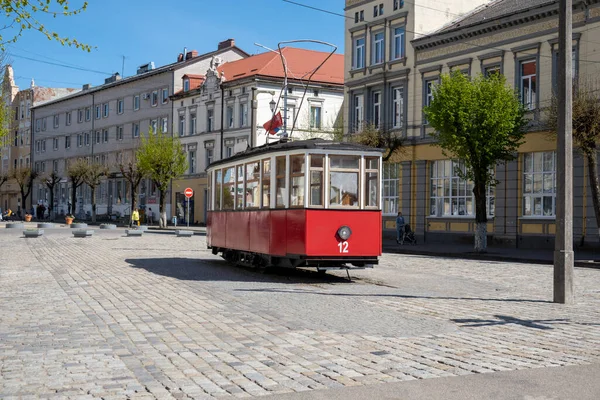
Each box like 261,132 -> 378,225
1,66 -> 77,214
30,39 -> 247,221
170,48 -> 345,225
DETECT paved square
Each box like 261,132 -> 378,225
1,227 -> 599,399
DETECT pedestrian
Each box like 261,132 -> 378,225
147,207 -> 153,226
396,211 -> 405,244
131,208 -> 140,227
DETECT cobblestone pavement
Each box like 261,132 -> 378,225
1,228 -> 600,399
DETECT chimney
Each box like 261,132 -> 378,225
185,50 -> 199,60
82,83 -> 91,90
104,72 -> 122,84
218,39 -> 235,50
177,53 -> 184,62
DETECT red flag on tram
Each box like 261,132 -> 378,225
263,111 -> 283,135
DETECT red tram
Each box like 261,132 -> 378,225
206,138 -> 383,271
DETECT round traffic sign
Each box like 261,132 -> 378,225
184,188 -> 194,198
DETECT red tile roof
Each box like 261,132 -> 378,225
217,47 -> 343,85
175,74 -> 206,95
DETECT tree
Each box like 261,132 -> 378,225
83,162 -> 108,222
118,152 -> 146,224
351,123 -> 404,162
66,158 -> 87,216
425,71 -> 526,252
137,131 -> 187,228
0,54 -> 15,142
0,172 -> 7,190
42,171 -> 60,219
548,78 -> 600,244
11,166 -> 38,215
0,1 -> 91,51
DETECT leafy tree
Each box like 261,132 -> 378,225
0,56 -> 14,142
118,151 -> 146,224
425,71 -> 526,252
0,1 -> 91,51
66,158 -> 87,216
42,171 -> 60,219
548,78 -> 600,244
83,162 -> 108,222
351,123 -> 404,162
11,166 -> 38,215
137,130 -> 187,228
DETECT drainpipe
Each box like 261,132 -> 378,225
220,84 -> 225,159
251,85 -> 257,149
30,106 -> 35,212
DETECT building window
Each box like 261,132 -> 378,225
150,119 -> 157,134
77,133 -> 83,147
372,31 -> 384,65
65,135 -> 71,149
392,87 -> 404,129
523,151 -> 556,217
85,107 -> 91,121
41,139 -> 46,152
190,113 -> 196,134
310,106 -> 322,129
226,145 -> 234,158
372,91 -> 381,129
183,79 -> 190,92
66,112 -> 71,126
519,60 -> 537,110
86,132 -> 91,146
95,130 -> 101,144
394,0 -> 404,10
423,78 -> 436,124
354,37 -> 365,69
483,64 -> 501,77
239,103 -> 248,127
95,105 -> 101,119
360,10 -> 364,20
392,27 -> 405,60
26,101 -> 30,117
103,129 -> 109,143
206,148 -> 214,168
36,119 -> 41,132
151,90 -> 158,106
383,163 -> 399,215
42,118 -> 47,130
355,12 -> 359,23
161,117 -> 168,133
430,160 -> 495,217
78,109 -> 83,123
35,140 -> 40,153
189,150 -> 196,174
117,99 -> 124,114
53,160 -> 58,173
117,125 -> 123,141
132,122 -> 140,138
207,109 -> 214,132
353,94 -> 364,132
162,88 -> 169,104
133,95 -> 140,111
379,3 -> 383,14
374,4 -> 378,17
179,115 -> 185,136
53,137 -> 59,150
103,103 -> 109,117
226,105 -> 234,128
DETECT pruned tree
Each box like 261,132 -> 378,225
548,77 -> 600,244
83,162 -> 108,223
11,166 -> 38,215
0,1 -> 92,51
351,123 -> 404,162
66,158 -> 87,216
42,171 -> 60,219
137,130 -> 187,228
425,71 -> 526,252
118,152 -> 146,224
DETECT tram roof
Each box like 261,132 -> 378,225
208,138 -> 384,169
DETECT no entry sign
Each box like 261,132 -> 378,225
184,188 -> 194,198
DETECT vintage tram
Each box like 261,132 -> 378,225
206,138 -> 383,271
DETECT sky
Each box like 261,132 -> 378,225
4,0 -> 346,91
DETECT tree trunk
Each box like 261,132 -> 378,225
70,183 -> 78,216
91,186 -> 97,223
48,185 -> 55,220
473,180 -> 488,253
587,151 -> 600,245
159,190 -> 166,228
20,189 -> 26,217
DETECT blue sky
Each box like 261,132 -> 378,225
5,0 -> 345,90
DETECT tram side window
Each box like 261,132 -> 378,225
310,154 -> 324,206
222,167 -> 235,210
276,156 -> 287,208
215,169 -> 223,210
365,157 -> 379,208
329,155 -> 360,207
262,159 -> 271,208
246,162 -> 260,208
290,155 -> 305,207
236,165 -> 244,209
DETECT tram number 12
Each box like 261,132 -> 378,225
337,241 -> 349,253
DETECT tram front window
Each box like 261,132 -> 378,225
276,156 -> 286,208
365,157 -> 379,208
310,155 -> 324,206
290,155 -> 305,207
329,155 -> 359,207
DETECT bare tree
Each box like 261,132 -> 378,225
351,123 -> 404,162
118,152 -> 146,223
0,173 -> 8,190
83,162 -> 109,223
42,171 -> 61,219
67,159 -> 88,216
11,167 -> 38,216
548,77 -> 600,244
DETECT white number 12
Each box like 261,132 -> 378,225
337,241 -> 349,253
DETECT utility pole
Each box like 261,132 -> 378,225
554,0 -> 574,304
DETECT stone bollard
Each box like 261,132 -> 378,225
99,224 -> 117,230
6,222 -> 24,229
126,229 -> 143,237
72,229 -> 94,238
176,230 -> 194,237
23,229 -> 44,238
37,223 -> 55,229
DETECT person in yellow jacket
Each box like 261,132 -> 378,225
131,208 -> 140,227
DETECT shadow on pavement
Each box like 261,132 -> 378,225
125,257 -> 352,284
452,315 -> 569,330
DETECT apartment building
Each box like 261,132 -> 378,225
343,0 -> 490,231
31,39 -> 248,220
1,65 -> 77,214
170,48 -> 344,224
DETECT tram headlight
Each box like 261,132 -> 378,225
337,225 -> 352,241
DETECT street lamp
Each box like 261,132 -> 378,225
269,98 -> 276,113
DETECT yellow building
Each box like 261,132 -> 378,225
345,0 -> 600,248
